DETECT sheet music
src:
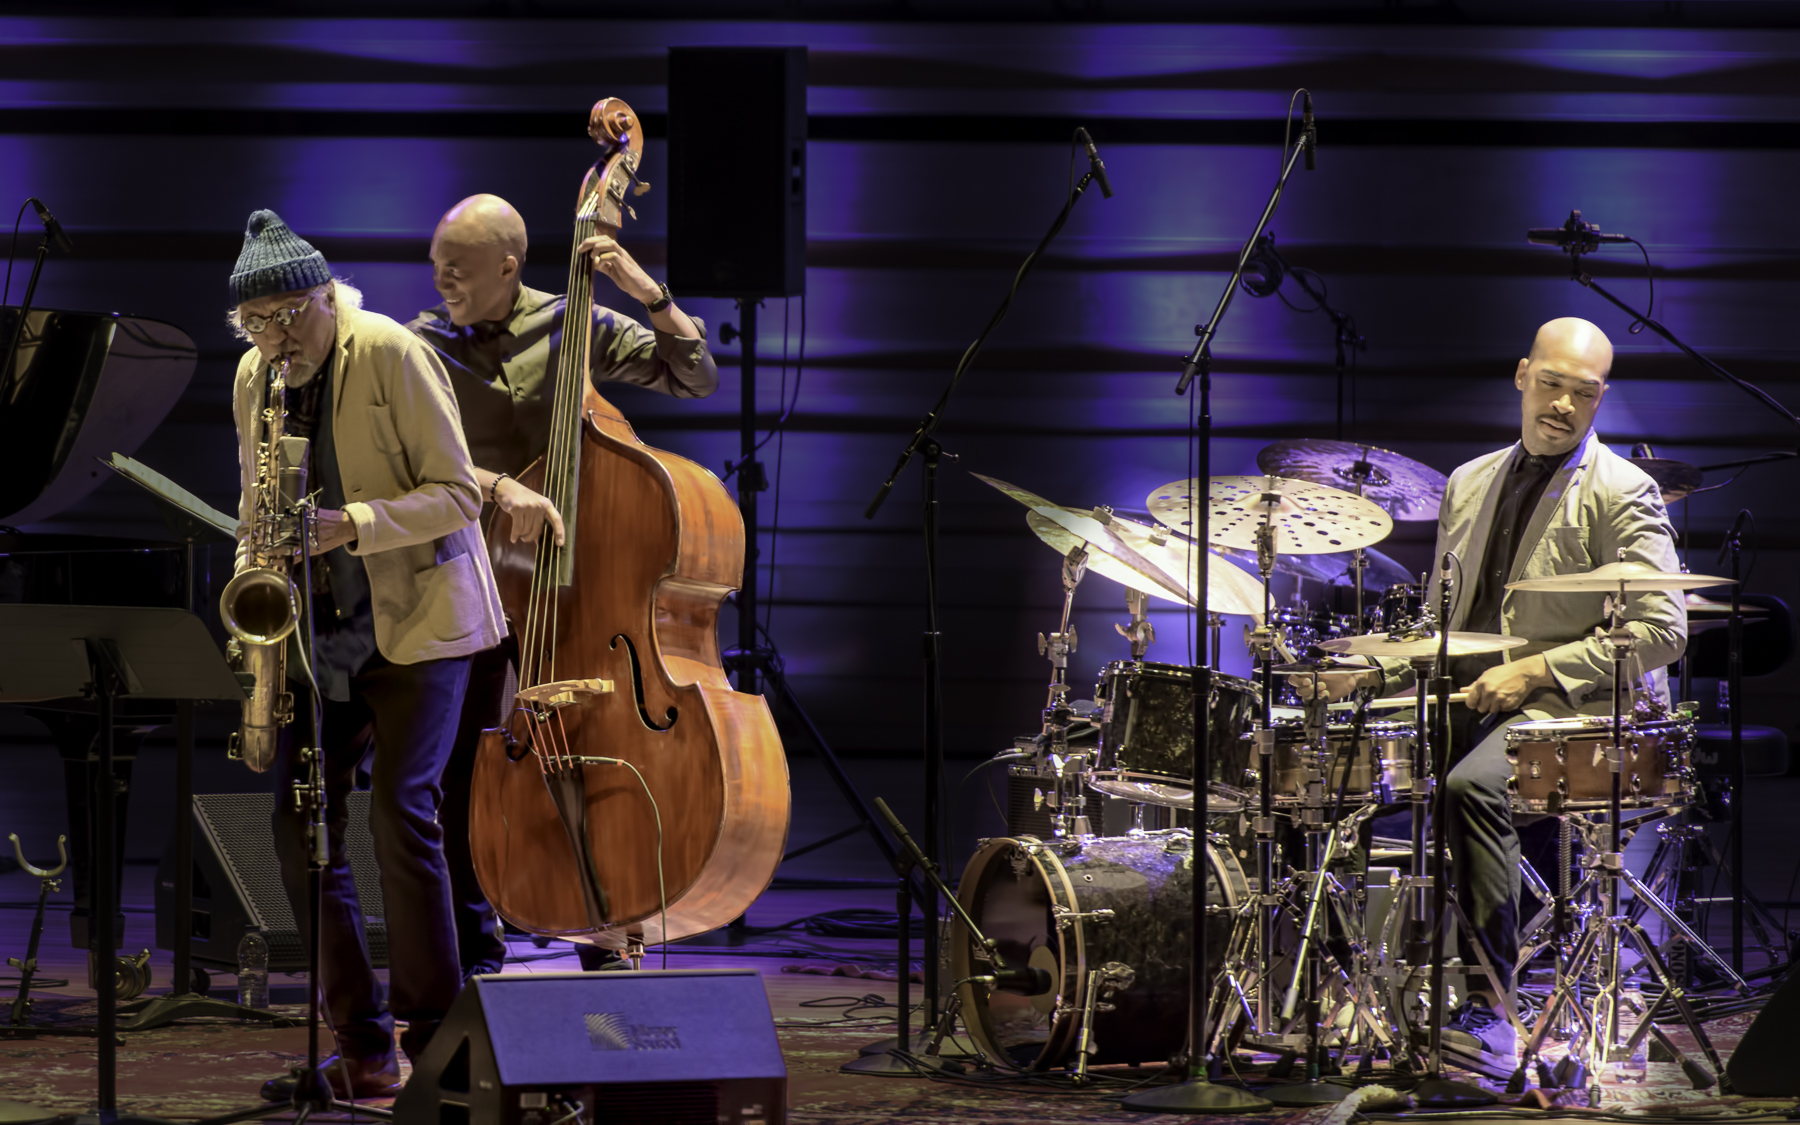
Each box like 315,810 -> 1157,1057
103,452 -> 234,540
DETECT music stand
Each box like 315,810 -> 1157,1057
0,604 -> 243,1115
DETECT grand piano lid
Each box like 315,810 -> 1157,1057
0,308 -> 198,527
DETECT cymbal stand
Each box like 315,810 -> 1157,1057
1510,573 -> 1729,1096
1038,546 -> 1091,838
1344,450 -> 1377,630
1247,517 -> 1283,1042
1411,557 -> 1498,1106
1116,587 -> 1154,662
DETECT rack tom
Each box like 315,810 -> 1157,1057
1504,716 -> 1693,813
1243,719 -> 1415,806
1091,662 -> 1259,810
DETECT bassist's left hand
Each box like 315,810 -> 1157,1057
577,235 -> 660,306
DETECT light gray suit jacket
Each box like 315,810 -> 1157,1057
1378,430 -> 1686,718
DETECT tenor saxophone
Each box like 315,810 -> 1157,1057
220,355 -> 308,772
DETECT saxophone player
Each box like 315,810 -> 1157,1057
226,210 -> 505,1098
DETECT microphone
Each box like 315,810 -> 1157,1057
1440,551 -> 1456,588
1527,209 -> 1630,255
1717,509 -> 1750,565
1073,127 -> 1115,199
973,964 -> 1055,994
29,198 -> 74,255
1302,92 -> 1316,171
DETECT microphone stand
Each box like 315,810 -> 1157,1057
1125,112 -> 1314,1118
864,163 -> 1103,1031
1,199 -> 68,406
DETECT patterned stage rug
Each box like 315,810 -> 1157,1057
0,1003 -> 1779,1123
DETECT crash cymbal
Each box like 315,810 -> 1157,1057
1319,632 -> 1530,658
1025,510 -> 1265,616
1146,475 -> 1392,555
1631,457 -> 1704,504
1256,439 -> 1448,521
1505,561 -> 1735,594
975,474 -> 1192,604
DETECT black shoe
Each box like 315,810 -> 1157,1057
463,961 -> 504,984
1441,999 -> 1517,1069
576,945 -> 627,972
260,1051 -> 402,1102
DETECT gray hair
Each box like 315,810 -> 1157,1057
225,277 -> 364,341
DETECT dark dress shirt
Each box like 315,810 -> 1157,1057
406,285 -> 718,478
1462,445 -> 1574,636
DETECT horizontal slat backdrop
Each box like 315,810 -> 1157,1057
7,17 -> 1800,755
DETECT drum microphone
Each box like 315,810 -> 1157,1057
972,964 -> 1056,994
1527,209 -> 1631,255
1074,127 -> 1115,199
29,198 -> 74,255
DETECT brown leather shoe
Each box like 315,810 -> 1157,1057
260,1050 -> 403,1102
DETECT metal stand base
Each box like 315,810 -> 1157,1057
1121,1079 -> 1273,1114
116,992 -> 295,1032
839,1050 -> 968,1077
1262,1080 -> 1349,1106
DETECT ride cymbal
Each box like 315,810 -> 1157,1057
1256,439 -> 1447,521
1505,561 -> 1734,594
1146,475 -> 1392,555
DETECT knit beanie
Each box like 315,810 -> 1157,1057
229,209 -> 331,304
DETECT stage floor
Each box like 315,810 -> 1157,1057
1,740 -> 1795,1121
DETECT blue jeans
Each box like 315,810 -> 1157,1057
1444,709 -> 1534,993
272,651 -> 471,1061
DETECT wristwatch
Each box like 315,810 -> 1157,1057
645,283 -> 673,314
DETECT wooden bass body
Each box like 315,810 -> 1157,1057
469,385 -> 790,944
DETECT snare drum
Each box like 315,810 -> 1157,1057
1504,716 -> 1694,812
951,831 -> 1247,1070
1236,720 -> 1415,806
1091,662 -> 1259,810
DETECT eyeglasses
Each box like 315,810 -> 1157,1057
241,291 -> 321,335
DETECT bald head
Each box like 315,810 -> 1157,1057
429,194 -> 528,326
1514,317 -> 1614,456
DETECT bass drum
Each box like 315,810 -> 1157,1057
950,831 -> 1247,1071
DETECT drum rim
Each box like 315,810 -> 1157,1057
1505,715 -> 1688,737
1097,660 -> 1260,695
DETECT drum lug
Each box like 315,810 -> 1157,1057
1053,905 -> 1116,929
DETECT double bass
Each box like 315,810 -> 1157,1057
469,98 -> 790,948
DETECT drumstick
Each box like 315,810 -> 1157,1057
1328,692 -> 1469,711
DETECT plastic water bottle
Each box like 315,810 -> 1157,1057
237,930 -> 269,1009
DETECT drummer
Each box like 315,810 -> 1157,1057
1306,317 -> 1685,1070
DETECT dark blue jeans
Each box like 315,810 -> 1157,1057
272,651 -> 471,1062
1444,708 -> 1534,993
439,639 -> 512,974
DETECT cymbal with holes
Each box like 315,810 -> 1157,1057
1629,457 -> 1704,504
1146,475 -> 1393,555
1256,439 -> 1448,521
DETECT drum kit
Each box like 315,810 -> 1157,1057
941,441 -> 1744,1101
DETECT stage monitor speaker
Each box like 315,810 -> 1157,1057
1725,959 -> 1800,1094
667,46 -> 807,298
394,970 -> 787,1125
154,790 -> 387,972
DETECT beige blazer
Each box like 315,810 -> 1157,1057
233,287 -> 506,665
1379,430 -> 1686,718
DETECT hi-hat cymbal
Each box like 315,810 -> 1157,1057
1146,475 -> 1392,555
1256,439 -> 1448,521
1505,561 -> 1734,594
1685,593 -> 1768,620
1213,541 -> 1417,590
974,474 -> 1192,604
1319,632 -> 1530,658
1630,457 -> 1703,504
1024,510 -> 1265,617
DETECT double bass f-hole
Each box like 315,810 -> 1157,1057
611,633 -> 677,732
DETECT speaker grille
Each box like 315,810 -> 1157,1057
591,1082 -> 718,1125
194,791 -> 387,971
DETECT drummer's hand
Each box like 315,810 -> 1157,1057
1465,655 -> 1552,714
1286,667 -> 1380,702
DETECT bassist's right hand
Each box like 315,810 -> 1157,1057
496,477 -> 567,546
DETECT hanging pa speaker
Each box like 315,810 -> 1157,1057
394,970 -> 787,1125
154,791 -> 387,972
1726,962 -> 1800,1094
666,46 -> 807,298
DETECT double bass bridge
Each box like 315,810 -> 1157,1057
515,677 -> 615,712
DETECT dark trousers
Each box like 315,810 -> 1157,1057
1444,708 -> 1534,994
272,651 -> 471,1061
439,639 -> 512,974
